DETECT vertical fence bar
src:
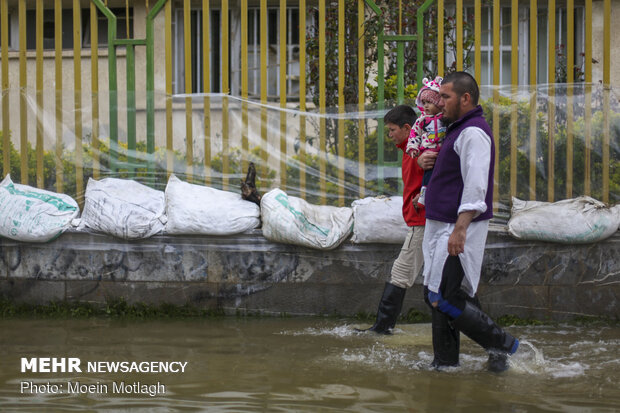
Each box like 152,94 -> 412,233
165,0 -> 173,178
91,3 -> 100,180
18,0 -> 27,184
299,0 -> 307,199
492,0 -> 500,208
438,0 -> 444,77
510,0 -> 518,199
146,1 -> 168,168
337,0 -> 345,205
602,0 -> 610,203
202,0 -> 211,185
319,0 -> 326,203
91,1 -> 117,173
1,0 -> 8,177
222,0 -> 229,189
126,0 -> 130,38
73,0 -> 84,201
456,0 -> 463,71
241,0 -> 248,173
35,0 -> 44,188
96,1 -> 118,173
528,0 -> 537,200
280,0 -> 287,190
547,0 -> 555,201
417,0 -> 434,87
260,0 -> 268,168
566,0 -> 574,198
126,44 -> 136,172
474,0 -> 481,84
397,42 -> 404,102
455,0 -> 463,71
55,0 -> 63,192
358,0 -> 365,198
377,31 -> 384,191
583,0 -> 592,196
183,0 -> 193,181
73,0 -> 83,202
398,0 -> 402,34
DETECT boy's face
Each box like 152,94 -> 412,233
386,122 -> 411,145
422,100 -> 441,116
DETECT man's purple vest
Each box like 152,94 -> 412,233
424,105 -> 495,223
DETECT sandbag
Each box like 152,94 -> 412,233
507,196 -> 620,244
0,175 -> 79,242
80,177 -> 166,239
164,174 -> 260,235
260,188 -> 353,250
351,196 -> 408,243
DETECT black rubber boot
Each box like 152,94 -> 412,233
356,282 -> 406,334
452,301 -> 519,372
430,308 -> 460,368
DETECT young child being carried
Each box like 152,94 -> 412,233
406,76 -> 446,206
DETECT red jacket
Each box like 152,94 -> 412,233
398,140 -> 425,226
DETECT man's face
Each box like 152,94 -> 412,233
386,122 -> 410,146
438,82 -> 462,124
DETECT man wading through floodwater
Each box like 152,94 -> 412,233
422,71 -> 519,372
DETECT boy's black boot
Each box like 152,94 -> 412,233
356,282 -> 406,334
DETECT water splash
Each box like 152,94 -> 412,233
281,324 -> 594,378
509,339 -> 588,378
340,344 -> 429,371
279,324 -> 359,338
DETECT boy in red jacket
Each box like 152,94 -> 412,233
357,105 -> 426,334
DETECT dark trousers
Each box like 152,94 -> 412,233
424,256 -> 480,365
425,255 -> 480,313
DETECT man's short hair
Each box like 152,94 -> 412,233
442,71 -> 480,105
383,105 -> 416,127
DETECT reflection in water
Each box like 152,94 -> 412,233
1,318 -> 619,412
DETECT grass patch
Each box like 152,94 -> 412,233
352,308 -> 431,324
0,298 -> 225,320
496,314 -> 546,326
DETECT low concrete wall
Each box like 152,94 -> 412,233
1,225 -> 619,321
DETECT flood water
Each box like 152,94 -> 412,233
1,317 -> 619,412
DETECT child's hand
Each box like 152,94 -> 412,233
412,194 -> 421,210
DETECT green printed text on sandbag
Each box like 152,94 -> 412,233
3,183 -> 78,212
275,193 -> 329,236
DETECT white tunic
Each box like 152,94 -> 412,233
422,126 -> 492,297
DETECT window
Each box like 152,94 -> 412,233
82,8 -> 134,48
174,5 -> 301,99
460,4 -> 585,85
26,9 -> 73,50
243,7 -> 300,98
25,7 -> 133,50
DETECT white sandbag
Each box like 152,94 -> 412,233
0,175 -> 79,242
164,174 -> 260,235
80,177 -> 166,239
260,188 -> 353,250
507,196 -> 620,244
351,196 -> 408,243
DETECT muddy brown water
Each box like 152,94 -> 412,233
0,317 -> 619,412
